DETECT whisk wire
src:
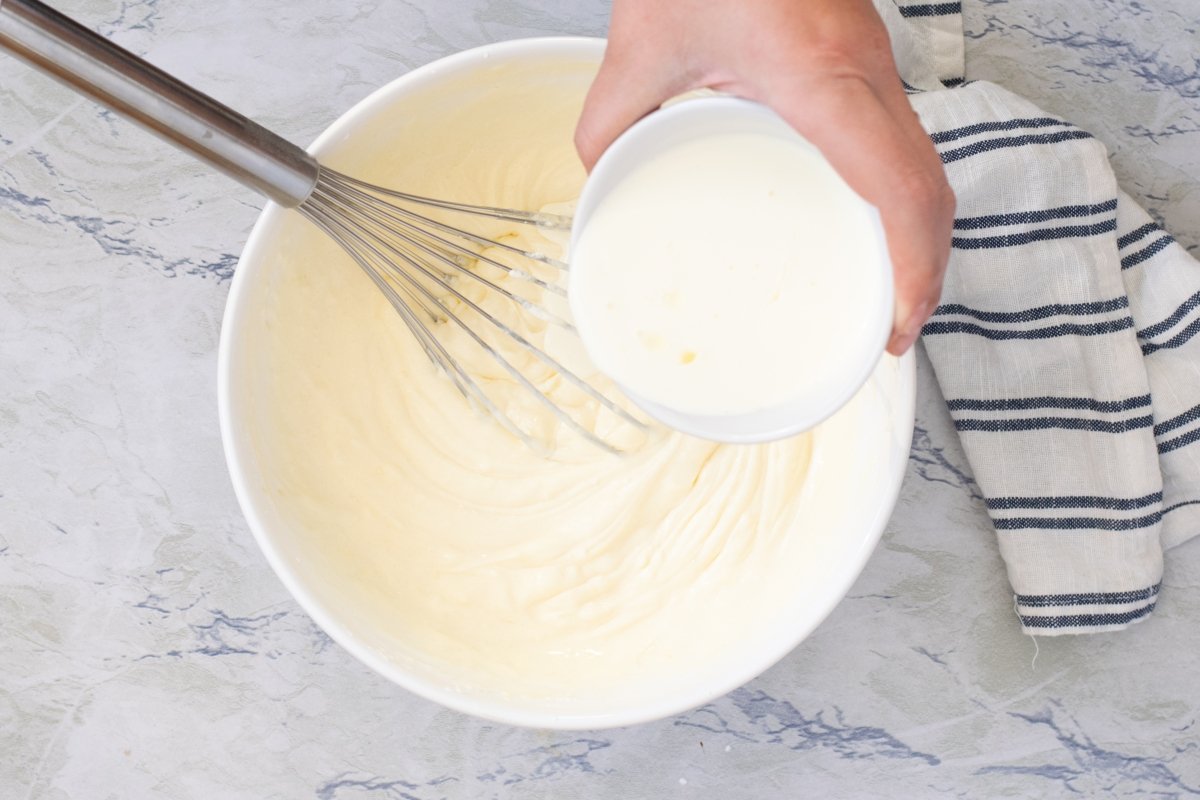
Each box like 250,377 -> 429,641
327,174 -> 570,276
333,173 -> 573,231
311,178 -> 574,329
301,170 -> 648,454
303,203 -> 548,450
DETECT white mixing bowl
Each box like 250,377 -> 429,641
218,37 -> 916,729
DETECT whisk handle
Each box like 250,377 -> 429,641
0,0 -> 319,207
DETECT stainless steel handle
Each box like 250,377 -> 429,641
0,0 -> 319,207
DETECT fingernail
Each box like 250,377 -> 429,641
890,330 -> 918,356
891,302 -> 930,355
909,300 -> 933,332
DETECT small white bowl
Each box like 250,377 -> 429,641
570,97 -> 895,443
218,37 -> 916,729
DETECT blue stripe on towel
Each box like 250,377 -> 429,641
1158,428 -> 1200,455
933,297 -> 1128,323
1020,604 -> 1156,629
948,394 -> 1150,413
1117,222 -> 1162,249
987,491 -> 1162,511
929,117 -> 1069,145
1121,235 -> 1175,270
1138,290 -> 1200,340
952,219 -> 1115,249
993,512 -> 1162,531
922,317 -> 1134,339
898,2 -> 962,18
953,199 -> 1117,230
1153,402 -> 1200,437
955,415 -> 1154,434
1141,317 -> 1200,356
1017,583 -> 1160,607
940,130 -> 1094,164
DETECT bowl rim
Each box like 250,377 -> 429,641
217,35 -> 917,730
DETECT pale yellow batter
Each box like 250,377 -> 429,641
233,53 -> 903,717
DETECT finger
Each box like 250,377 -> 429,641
763,76 -> 954,356
574,50 -> 682,172
869,75 -> 955,353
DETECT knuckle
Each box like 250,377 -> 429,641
897,165 -> 955,216
804,16 -> 893,77
802,44 -> 873,84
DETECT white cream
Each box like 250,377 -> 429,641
570,128 -> 888,419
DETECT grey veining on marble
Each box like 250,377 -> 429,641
2,0 -> 1198,797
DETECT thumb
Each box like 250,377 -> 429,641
575,51 -> 681,172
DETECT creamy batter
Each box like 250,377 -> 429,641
571,130 -> 887,418
237,57 -> 901,716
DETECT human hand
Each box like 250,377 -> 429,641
575,0 -> 955,355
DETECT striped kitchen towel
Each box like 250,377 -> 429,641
877,0 -> 1200,634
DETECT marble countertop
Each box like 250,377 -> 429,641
2,0 -> 1198,796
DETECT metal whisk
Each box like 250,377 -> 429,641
0,0 -> 645,453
